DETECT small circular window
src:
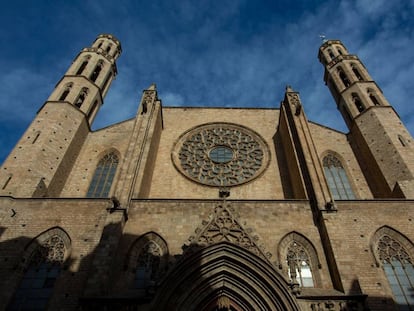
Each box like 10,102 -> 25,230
209,146 -> 234,163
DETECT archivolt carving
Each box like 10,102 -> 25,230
188,202 -> 272,261
172,123 -> 270,187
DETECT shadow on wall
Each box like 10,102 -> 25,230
0,222 -> 408,311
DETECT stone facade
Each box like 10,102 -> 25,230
0,35 -> 413,310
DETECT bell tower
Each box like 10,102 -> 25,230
48,34 -> 121,124
0,34 -> 121,197
319,40 -> 414,198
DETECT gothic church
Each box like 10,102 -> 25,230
1,34 -> 414,311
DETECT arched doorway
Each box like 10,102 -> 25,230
152,242 -> 300,311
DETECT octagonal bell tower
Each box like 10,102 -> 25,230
319,40 -> 414,198
0,34 -> 121,197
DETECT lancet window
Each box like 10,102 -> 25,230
59,83 -> 72,101
8,232 -> 68,310
133,241 -> 162,289
75,88 -> 88,108
287,241 -> 314,287
323,154 -> 355,200
352,94 -> 364,113
338,68 -> 351,87
127,233 -> 168,292
90,61 -> 103,83
76,57 -> 89,75
377,234 -> 414,308
351,64 -> 364,81
86,152 -> 119,198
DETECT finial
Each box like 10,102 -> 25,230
148,83 -> 157,91
285,85 -> 294,92
319,34 -> 327,43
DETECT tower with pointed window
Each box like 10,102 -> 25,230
319,40 -> 414,198
1,35 -> 414,311
0,34 -> 121,198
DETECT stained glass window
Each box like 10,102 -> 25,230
133,241 -> 162,289
378,235 -> 414,309
209,146 -> 234,163
323,154 -> 355,200
8,234 -> 66,310
287,241 -> 314,287
87,152 -> 118,198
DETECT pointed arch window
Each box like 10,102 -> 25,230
351,64 -> 364,81
90,61 -> 103,83
352,94 -> 364,112
338,68 -> 351,87
8,232 -> 68,310
323,154 -> 355,200
328,49 -> 335,60
127,233 -> 169,292
75,88 -> 88,108
76,58 -> 89,75
377,234 -> 414,307
59,83 -> 72,101
134,241 -> 162,289
87,152 -> 119,198
287,241 -> 314,287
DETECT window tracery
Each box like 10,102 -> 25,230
323,154 -> 355,200
172,123 -> 269,187
134,241 -> 162,289
287,241 -> 314,287
9,232 -> 68,310
377,234 -> 414,307
87,152 -> 119,197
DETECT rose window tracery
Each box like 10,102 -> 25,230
172,123 -> 269,187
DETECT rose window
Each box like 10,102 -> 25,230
172,123 -> 269,187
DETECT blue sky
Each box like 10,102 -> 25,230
0,0 -> 413,163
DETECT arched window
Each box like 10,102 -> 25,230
366,89 -> 381,106
86,152 -> 119,198
97,41 -> 103,49
76,58 -> 89,75
287,241 -> 314,287
328,49 -> 335,60
337,48 -> 343,55
75,88 -> 88,108
126,233 -> 169,291
374,229 -> 414,307
134,241 -> 162,289
338,68 -> 351,87
278,232 -> 320,288
352,94 -> 364,112
90,61 -> 103,82
59,83 -> 72,101
323,154 -> 355,200
351,64 -> 364,81
106,44 -> 112,53
8,229 -> 70,310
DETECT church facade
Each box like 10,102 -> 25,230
0,34 -> 414,311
